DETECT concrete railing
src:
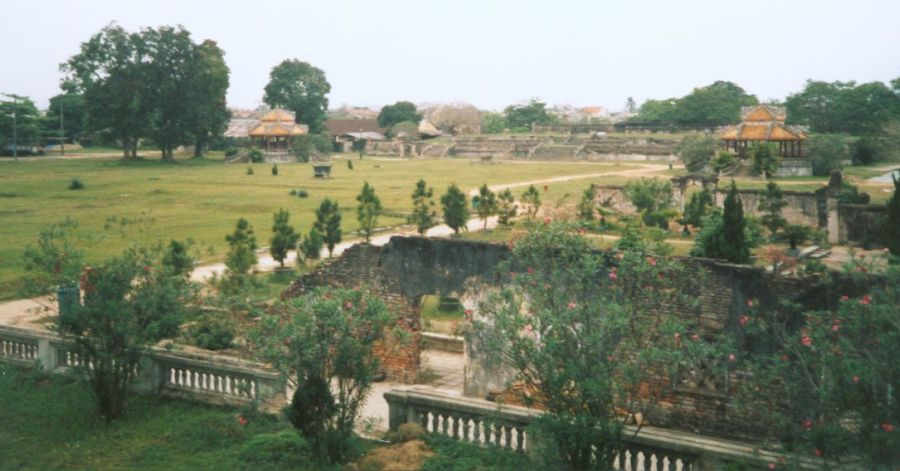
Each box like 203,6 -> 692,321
385,388 -> 823,470
0,324 -> 283,408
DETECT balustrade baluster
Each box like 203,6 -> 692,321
472,418 -> 481,444
461,416 -> 470,442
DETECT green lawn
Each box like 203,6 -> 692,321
0,155 -> 637,300
0,362 -> 329,470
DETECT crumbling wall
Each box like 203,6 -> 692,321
839,203 -> 886,245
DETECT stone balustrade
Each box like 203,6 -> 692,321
0,324 -> 283,408
384,388 -> 821,470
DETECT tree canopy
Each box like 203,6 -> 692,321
785,79 -> 900,135
504,99 -> 557,131
636,81 -> 758,128
264,59 -> 331,134
377,101 -> 420,129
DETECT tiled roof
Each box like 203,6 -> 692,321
324,119 -> 384,137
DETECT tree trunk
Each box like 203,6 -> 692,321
122,136 -> 131,160
130,140 -> 138,159
193,134 -> 206,158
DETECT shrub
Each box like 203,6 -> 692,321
749,142 -> 780,178
295,189 -> 309,198
224,218 -> 257,284
239,430 -> 310,467
190,315 -> 236,351
712,150 -> 737,173
69,179 -> 84,190
224,147 -> 239,158
246,167 -> 254,175
623,178 -> 674,229
289,189 -> 296,196
248,148 -> 264,163
347,160 -> 353,170
677,134 -> 718,172
808,134 -> 848,176
271,164 -> 278,176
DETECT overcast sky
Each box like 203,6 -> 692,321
3,0 -> 899,112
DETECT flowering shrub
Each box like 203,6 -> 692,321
734,268 -> 900,467
467,222 -> 726,469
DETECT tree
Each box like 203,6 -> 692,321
270,209 -> 299,268
187,40 -> 230,158
780,224 -> 810,251
481,111 -> 507,134
356,182 -> 382,242
691,181 -> 751,263
377,101 -> 420,129
623,178 -> 674,229
252,288 -> 397,462
263,59 -> 331,134
636,98 -> 678,123
750,142 -> 780,178
314,198 -> 342,257
786,79 -> 900,135
496,188 -> 517,225
300,227 -> 324,263
577,184 -> 596,221
426,102 -> 481,135
56,244 -> 192,422
62,24 -> 153,159
625,96 -> 637,114
807,134 -> 848,176
883,174 -> 900,256
409,179 -> 437,235
758,181 -> 788,236
504,99 -> 556,131
677,135 -> 719,172
291,133 -> 332,162
521,185 -> 542,221
785,80 -> 850,133
21,218 -> 85,298
225,218 -> 257,279
681,188 -> 714,228
44,91 -> 87,144
472,184 -> 497,230
440,184 -> 468,234
468,223 -> 720,469
674,81 -> 758,127
162,239 -> 195,278
0,95 -> 43,151
712,150 -> 737,173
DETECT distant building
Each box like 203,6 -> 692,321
248,109 -> 309,152
324,119 -> 386,152
719,105 -> 807,158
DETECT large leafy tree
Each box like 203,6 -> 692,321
675,81 -> 758,127
409,179 -> 437,235
440,184 -> 468,234
263,59 -> 331,134
504,99 -> 556,131
468,223 -> 720,469
750,142 -> 780,178
0,95 -> 42,149
187,40 -> 230,158
377,101 -> 420,129
677,134 -> 719,173
44,91 -> 87,144
786,79 -> 900,135
807,134 -> 848,176
62,24 -> 153,159
314,198 -> 342,257
884,174 -> 900,256
356,182 -> 382,242
636,98 -> 678,123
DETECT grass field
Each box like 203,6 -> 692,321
0,154 -> 639,300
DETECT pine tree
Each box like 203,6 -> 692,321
356,182 -> 382,242
577,184 -> 596,221
473,184 -> 497,230
409,179 -> 437,235
497,188 -> 517,226
270,209 -> 299,268
884,174 -> 900,256
721,181 -> 750,263
758,181 -> 788,236
300,227 -> 324,262
521,185 -> 542,220
225,218 -> 257,276
440,184 -> 468,234
314,198 -> 342,257
682,189 -> 714,228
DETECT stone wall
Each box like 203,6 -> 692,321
283,238 -> 508,383
839,203 -> 886,245
714,188 -> 822,227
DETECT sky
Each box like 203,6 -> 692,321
3,0 -> 899,112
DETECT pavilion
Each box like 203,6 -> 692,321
248,109 -> 308,152
719,105 -> 807,158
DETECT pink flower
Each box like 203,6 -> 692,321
578,228 -> 586,236
859,295 -> 872,305
510,271 -> 516,278
801,335 -> 812,347
344,301 -> 354,310
609,271 -> 618,281
739,315 -> 750,327
238,415 -> 248,426
852,375 -> 860,383
567,302 -> 577,310
691,334 -> 700,341
831,324 -> 840,333
840,295 -> 849,301
747,299 -> 754,308
728,353 -> 737,362
801,418 -> 813,430
882,422 -> 894,433
524,324 -> 533,333
527,267 -> 534,274
780,354 -> 789,362
646,256 -> 657,266
768,464 -> 776,470
543,218 -> 551,225
674,333 -> 681,342
464,309 -> 474,317
815,449 -> 823,458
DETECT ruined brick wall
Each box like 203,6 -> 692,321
839,203 -> 886,245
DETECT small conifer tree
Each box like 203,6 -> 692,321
473,184 -> 497,230
496,188 -> 517,225
410,179 -> 437,235
356,182 -> 382,242
270,209 -> 299,268
314,198 -> 342,257
440,184 -> 469,234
